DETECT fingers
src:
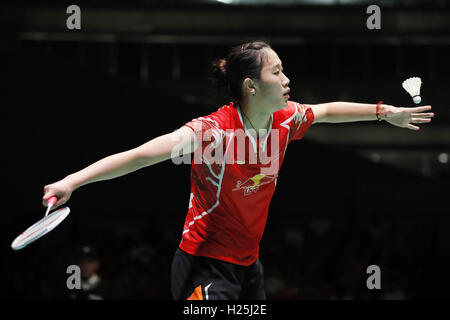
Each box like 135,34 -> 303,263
411,112 -> 434,118
412,105 -> 432,113
42,185 -> 57,207
411,118 -> 432,124
42,195 -> 55,207
42,186 -> 51,207
410,106 -> 434,117
407,124 -> 420,131
408,115 -> 432,130
42,194 -> 64,210
411,113 -> 434,121
52,202 -> 62,211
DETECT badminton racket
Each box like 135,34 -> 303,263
11,196 -> 71,250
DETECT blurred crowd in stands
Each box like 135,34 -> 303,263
4,205 -> 445,300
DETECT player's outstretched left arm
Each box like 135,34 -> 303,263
307,102 -> 434,130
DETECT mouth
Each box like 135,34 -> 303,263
283,90 -> 290,100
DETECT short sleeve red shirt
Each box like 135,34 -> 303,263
180,101 -> 314,266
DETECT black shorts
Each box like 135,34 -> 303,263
171,247 -> 266,300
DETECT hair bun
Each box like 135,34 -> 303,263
211,58 -> 228,88
217,59 -> 227,73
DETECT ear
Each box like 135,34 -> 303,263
243,77 -> 257,96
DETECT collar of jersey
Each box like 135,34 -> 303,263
236,106 -> 273,153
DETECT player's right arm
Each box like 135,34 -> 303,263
42,126 -> 198,209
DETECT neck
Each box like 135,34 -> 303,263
239,100 -> 272,138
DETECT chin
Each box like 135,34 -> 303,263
273,104 -> 286,112
270,100 -> 288,113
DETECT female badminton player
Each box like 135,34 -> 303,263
42,40 -> 434,300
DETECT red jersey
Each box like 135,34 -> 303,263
180,100 -> 315,266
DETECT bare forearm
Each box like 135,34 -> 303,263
43,127 -> 196,208
65,130 -> 190,190
65,149 -> 144,190
324,101 -> 390,123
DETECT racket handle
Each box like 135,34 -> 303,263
47,196 -> 57,207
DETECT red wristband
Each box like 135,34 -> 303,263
376,101 -> 383,121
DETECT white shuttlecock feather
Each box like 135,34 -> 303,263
402,77 -> 422,104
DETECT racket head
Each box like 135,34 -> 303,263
11,206 -> 71,250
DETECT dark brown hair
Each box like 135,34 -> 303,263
211,40 -> 272,104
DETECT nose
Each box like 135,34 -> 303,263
282,74 -> 290,87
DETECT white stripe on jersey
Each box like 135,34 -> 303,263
182,132 -> 235,235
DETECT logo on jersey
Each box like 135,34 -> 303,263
232,173 -> 278,196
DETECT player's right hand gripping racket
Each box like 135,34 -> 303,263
11,196 -> 71,250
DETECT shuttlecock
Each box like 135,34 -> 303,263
402,77 -> 422,104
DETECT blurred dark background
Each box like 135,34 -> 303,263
1,0 -> 449,300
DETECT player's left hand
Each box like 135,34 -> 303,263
383,105 -> 434,130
